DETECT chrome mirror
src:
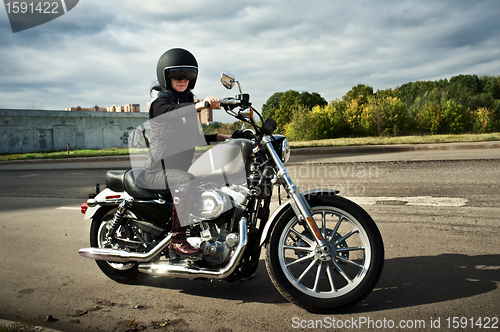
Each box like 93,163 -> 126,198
221,72 -> 236,90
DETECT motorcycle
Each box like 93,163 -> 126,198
79,72 -> 384,313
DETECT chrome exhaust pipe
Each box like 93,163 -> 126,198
79,234 -> 172,263
137,217 -> 248,280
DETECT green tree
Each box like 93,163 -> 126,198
375,88 -> 397,99
473,107 -> 497,133
343,84 -> 374,105
265,74 -> 500,140
285,101 -> 348,141
262,90 -> 326,133
361,96 -> 408,136
441,99 -> 465,134
418,100 -> 443,134
202,121 -> 242,135
395,80 -> 446,107
450,74 -> 482,94
262,92 -> 283,120
481,75 -> 500,100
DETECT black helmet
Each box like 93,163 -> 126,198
156,48 -> 198,90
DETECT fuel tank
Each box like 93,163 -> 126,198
188,139 -> 254,183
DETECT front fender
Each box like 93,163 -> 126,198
259,188 -> 339,246
84,188 -> 132,220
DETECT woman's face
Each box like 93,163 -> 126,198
171,78 -> 189,93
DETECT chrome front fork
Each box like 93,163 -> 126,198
262,137 -> 332,256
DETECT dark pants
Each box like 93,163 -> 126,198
143,167 -> 196,196
143,149 -> 196,195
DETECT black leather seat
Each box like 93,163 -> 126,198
124,169 -> 161,200
106,170 -> 126,192
106,169 -> 172,200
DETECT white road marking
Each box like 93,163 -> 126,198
56,207 -> 81,210
346,196 -> 467,207
0,174 -> 40,180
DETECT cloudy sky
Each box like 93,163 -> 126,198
1,0 -> 499,123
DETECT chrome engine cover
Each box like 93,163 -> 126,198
186,184 -> 251,267
190,188 -> 232,221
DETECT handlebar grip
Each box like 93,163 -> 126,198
204,101 -> 210,108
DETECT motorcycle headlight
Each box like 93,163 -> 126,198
281,138 -> 290,163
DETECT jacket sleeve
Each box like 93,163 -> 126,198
150,99 -> 195,119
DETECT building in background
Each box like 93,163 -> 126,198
65,104 -> 140,113
199,108 -> 213,124
0,108 -> 148,154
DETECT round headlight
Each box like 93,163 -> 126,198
281,138 -> 290,163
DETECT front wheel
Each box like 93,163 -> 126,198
90,209 -> 147,284
265,195 -> 384,313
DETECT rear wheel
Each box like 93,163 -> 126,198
90,210 -> 147,284
265,195 -> 384,313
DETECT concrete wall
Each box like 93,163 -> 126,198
0,109 -> 149,154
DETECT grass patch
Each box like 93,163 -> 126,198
289,133 -> 500,148
0,147 -> 140,162
0,319 -> 34,332
1,133 -> 499,162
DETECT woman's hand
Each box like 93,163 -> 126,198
195,96 -> 220,110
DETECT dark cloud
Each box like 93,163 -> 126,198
0,0 -> 499,122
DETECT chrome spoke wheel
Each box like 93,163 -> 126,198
96,219 -> 136,271
278,206 -> 370,298
90,209 -> 147,284
265,195 -> 384,313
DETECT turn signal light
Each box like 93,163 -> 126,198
87,199 -> 98,207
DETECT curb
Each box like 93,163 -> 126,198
0,319 -> 64,332
1,141 -> 500,165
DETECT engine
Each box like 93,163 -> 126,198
187,184 -> 251,267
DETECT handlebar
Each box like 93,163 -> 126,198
206,92 -> 266,137
204,98 -> 240,109
219,98 -> 240,105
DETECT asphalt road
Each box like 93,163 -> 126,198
0,148 -> 499,331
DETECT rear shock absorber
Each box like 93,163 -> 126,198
108,199 -> 132,237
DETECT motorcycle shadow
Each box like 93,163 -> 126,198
139,260 -> 289,305
357,253 -> 500,312
138,253 -> 499,311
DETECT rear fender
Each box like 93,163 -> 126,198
259,188 -> 339,246
84,188 -> 132,220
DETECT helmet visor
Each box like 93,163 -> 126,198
165,67 -> 198,81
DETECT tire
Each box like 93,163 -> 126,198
265,195 -> 384,313
90,209 -> 147,284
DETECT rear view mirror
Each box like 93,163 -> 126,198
221,72 -> 236,90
